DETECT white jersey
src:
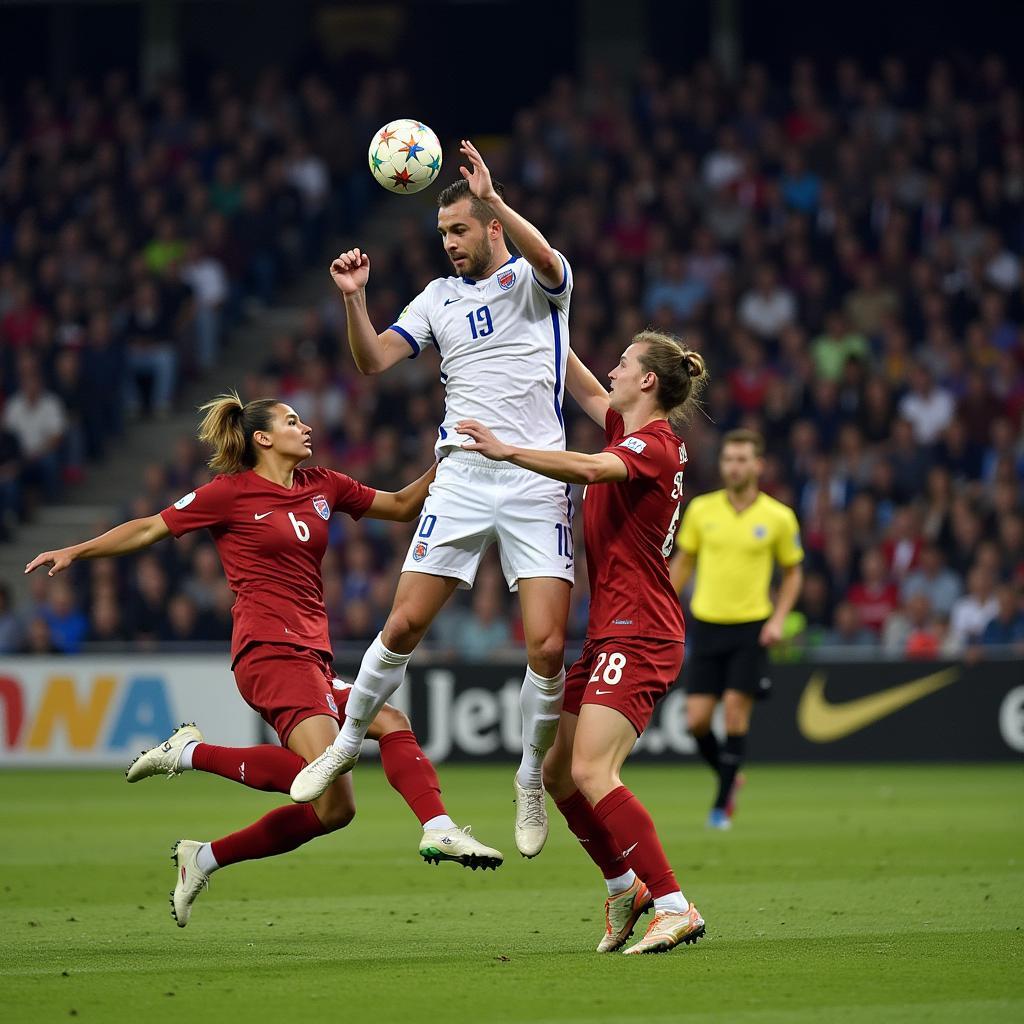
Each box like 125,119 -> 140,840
388,253 -> 572,456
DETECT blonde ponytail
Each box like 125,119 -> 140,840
633,330 -> 709,434
197,390 -> 277,473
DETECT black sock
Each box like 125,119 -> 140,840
714,733 -> 747,810
692,730 -> 721,773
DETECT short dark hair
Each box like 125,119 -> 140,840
437,179 -> 505,224
722,428 -> 765,456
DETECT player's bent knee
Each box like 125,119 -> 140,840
315,801 -> 356,832
527,636 -> 567,678
375,705 -> 411,734
570,757 -> 611,801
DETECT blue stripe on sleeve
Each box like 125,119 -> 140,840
533,254 -> 569,295
388,323 -> 421,358
549,302 -> 565,437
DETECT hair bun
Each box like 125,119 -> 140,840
683,351 -> 706,379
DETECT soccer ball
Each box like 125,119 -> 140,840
368,119 -> 443,195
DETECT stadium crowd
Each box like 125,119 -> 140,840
2,56 -> 1023,659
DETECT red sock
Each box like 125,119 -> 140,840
378,730 -> 445,824
211,803 -> 327,867
556,789 -> 627,878
191,743 -> 305,794
593,786 -> 679,899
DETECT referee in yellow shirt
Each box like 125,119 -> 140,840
669,429 -> 804,829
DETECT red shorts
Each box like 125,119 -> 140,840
564,636 -> 684,736
233,642 -> 343,745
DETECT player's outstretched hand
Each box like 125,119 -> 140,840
25,548 -> 75,577
330,248 -> 370,294
455,419 -> 513,462
458,139 -> 498,204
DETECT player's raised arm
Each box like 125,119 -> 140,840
365,463 -> 438,522
566,349 -> 610,426
456,419 -> 626,485
459,139 -> 565,290
24,515 -> 170,577
330,248 -> 416,375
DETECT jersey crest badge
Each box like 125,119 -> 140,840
312,495 -> 331,520
497,268 -> 516,290
326,692 -> 338,714
753,525 -> 767,539
412,541 -> 428,561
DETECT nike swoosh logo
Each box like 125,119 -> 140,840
443,298 -> 459,306
594,689 -> 617,695
253,511 -> 274,520
797,667 -> 959,743
621,842 -> 639,859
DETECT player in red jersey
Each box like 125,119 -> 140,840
25,391 -> 502,928
457,330 -> 708,955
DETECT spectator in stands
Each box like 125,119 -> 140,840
947,565 -> 1000,652
882,593 -> 943,659
123,279 -> 179,419
39,578 -> 89,654
738,263 -> 797,340
977,584 -> 1024,652
846,548 -> 901,634
901,544 -> 962,617
898,364 -> 956,446
820,601 -> 876,650
2,357 -> 66,507
0,583 -> 22,653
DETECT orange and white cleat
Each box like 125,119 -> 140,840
622,902 -> 705,955
597,877 -> 653,953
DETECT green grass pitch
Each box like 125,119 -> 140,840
2,763 -> 1022,1023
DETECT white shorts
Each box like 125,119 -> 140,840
401,450 -> 575,591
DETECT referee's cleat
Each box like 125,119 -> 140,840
513,777 -> 548,858
622,903 -> 706,955
598,877 -> 653,953
126,723 -> 203,782
707,808 -> 732,830
169,839 -> 210,928
289,745 -> 358,803
419,825 -> 504,870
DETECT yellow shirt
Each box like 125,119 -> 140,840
677,490 -> 804,624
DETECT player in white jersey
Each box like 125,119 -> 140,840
291,140 -> 572,857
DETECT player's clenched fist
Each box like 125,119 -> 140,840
330,248 -> 370,294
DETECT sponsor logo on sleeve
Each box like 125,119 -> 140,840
312,495 -> 331,520
619,437 -> 647,454
173,492 -> 196,510
497,268 -> 516,290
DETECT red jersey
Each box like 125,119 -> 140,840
582,410 -> 687,641
160,466 -> 375,663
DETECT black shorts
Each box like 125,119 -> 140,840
683,617 -> 772,700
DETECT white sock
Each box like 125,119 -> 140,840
516,665 -> 564,790
605,869 -> 637,896
178,741 -> 199,770
196,843 -> 220,875
654,891 -> 688,914
333,633 -> 412,758
422,814 -> 457,832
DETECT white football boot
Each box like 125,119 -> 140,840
513,776 -> 549,858
126,723 -> 203,783
621,903 -> 706,955
289,745 -> 359,803
419,825 -> 504,870
169,839 -> 210,928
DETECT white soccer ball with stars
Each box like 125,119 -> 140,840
368,119 -> 443,194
